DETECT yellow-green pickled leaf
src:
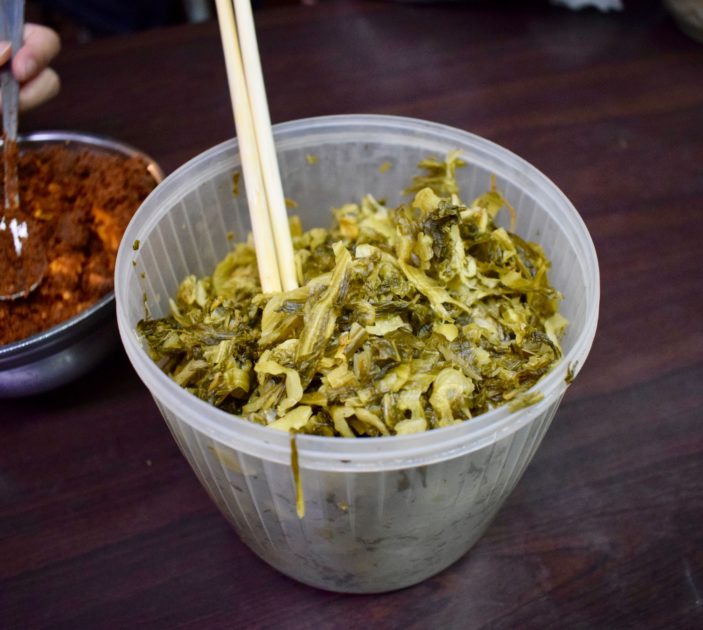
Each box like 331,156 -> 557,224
138,153 -> 567,439
365,316 -> 409,336
269,405 -> 312,431
290,434 -> 305,518
255,350 -> 304,415
508,390 -> 544,412
429,367 -> 475,426
394,417 -> 428,435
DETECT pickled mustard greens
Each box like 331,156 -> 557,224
138,153 -> 567,437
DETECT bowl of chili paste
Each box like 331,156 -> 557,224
0,131 -> 163,397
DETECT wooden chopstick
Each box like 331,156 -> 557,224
214,0 -> 298,294
232,0 -> 298,293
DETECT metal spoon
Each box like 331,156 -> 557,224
0,0 -> 46,301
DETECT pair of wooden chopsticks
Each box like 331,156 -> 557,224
215,0 -> 297,293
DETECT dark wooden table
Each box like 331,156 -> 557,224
3,0 -> 703,627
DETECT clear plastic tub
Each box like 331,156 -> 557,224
115,115 -> 599,593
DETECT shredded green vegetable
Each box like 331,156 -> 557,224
138,153 -> 567,436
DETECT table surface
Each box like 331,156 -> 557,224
3,0 -> 703,627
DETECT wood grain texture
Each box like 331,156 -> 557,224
2,1 -> 703,627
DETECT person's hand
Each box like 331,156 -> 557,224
1,23 -> 61,112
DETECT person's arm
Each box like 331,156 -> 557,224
1,23 -> 61,112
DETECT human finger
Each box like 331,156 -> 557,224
0,40 -> 10,66
18,67 -> 60,111
13,24 -> 61,83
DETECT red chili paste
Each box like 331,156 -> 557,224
0,142 -> 157,345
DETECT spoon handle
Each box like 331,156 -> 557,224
1,0 -> 25,211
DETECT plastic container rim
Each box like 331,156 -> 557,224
115,114 -> 600,471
